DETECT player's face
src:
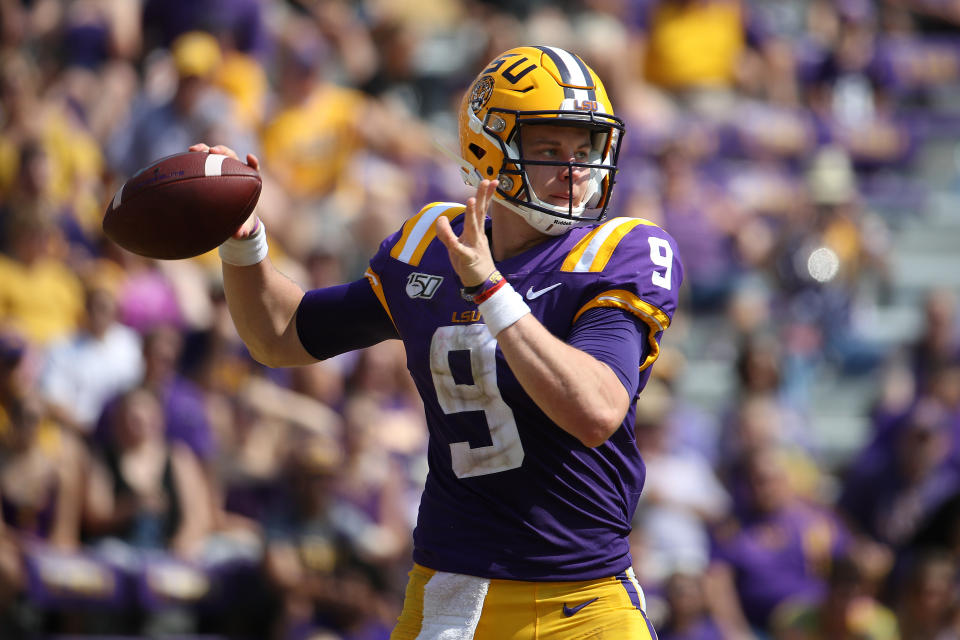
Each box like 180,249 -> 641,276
520,124 -> 594,209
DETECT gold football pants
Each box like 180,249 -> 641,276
391,563 -> 657,640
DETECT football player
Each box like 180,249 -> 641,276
192,45 -> 682,639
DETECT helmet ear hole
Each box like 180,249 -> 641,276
469,143 -> 486,160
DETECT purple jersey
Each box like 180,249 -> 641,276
358,203 -> 682,581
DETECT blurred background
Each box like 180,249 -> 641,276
0,0 -> 959,638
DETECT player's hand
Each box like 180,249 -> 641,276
435,179 -> 498,287
189,142 -> 261,239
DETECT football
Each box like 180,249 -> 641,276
103,151 -> 262,260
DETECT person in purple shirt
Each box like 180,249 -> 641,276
838,398 -> 960,550
706,445 -> 847,636
95,324 -> 214,461
192,44 -> 682,639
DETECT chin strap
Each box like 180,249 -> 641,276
432,138 -> 482,187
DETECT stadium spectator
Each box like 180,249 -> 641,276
335,393 -> 420,568
106,253 -> 185,334
0,209 -> 84,347
718,393 -> 824,516
259,18 -> 432,205
39,271 -> 144,436
57,0 -> 143,68
771,551 -> 900,640
894,550 -> 960,640
0,136 -> 94,263
657,568 -> 726,640
722,330 -> 812,454
628,0 -> 794,118
0,392 -> 84,549
83,385 -> 220,635
0,391 -> 98,632
653,134 -> 746,312
838,399 -> 960,551
258,21 -> 366,201
262,435 -> 395,639
633,379 -> 732,590
106,30 -> 254,179
102,324 -> 216,462
909,287 -> 960,393
765,146 -> 891,376
0,53 -> 106,245
706,446 -> 848,636
800,1 -> 914,170
85,386 -> 213,556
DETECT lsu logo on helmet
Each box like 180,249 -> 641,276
469,76 -> 495,113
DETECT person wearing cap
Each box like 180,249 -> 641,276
106,30 -> 255,179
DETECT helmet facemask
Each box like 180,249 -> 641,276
465,107 -> 623,235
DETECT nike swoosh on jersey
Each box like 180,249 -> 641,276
562,597 -> 598,617
525,283 -> 562,300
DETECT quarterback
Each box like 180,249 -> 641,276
193,45 -> 681,639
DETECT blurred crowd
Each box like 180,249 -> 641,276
0,0 -> 959,638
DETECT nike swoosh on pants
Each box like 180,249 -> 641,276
562,597 -> 598,617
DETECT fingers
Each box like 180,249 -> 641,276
464,179 -> 499,238
479,179 -> 499,211
463,194 -> 480,239
437,179 -> 499,252
209,144 -> 239,161
233,213 -> 260,239
434,215 -> 458,251
188,142 -> 254,167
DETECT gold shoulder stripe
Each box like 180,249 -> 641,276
561,217 -> 659,273
573,289 -> 670,372
389,202 -> 465,266
364,267 -> 396,329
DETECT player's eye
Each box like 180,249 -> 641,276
532,146 -> 558,158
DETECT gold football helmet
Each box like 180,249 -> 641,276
456,46 -> 624,235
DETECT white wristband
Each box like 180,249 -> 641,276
219,218 -> 268,266
478,282 -> 530,337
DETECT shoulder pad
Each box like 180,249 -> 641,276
389,202 -> 465,266
560,217 -> 663,273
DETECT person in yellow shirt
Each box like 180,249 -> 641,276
0,211 -> 84,347
631,0 -> 794,117
260,33 -> 367,199
260,26 -> 432,201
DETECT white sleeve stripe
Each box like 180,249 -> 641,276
571,217 -> 634,272
396,203 -> 460,264
204,153 -> 226,177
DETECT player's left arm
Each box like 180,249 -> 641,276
495,312 -> 632,447
435,182 -> 660,447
